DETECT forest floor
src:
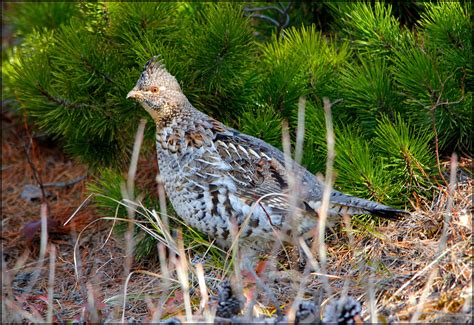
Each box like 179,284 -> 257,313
2,111 -> 472,323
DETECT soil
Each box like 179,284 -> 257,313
1,112 -> 153,322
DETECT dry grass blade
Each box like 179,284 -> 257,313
119,270 -> 178,323
411,153 -> 458,323
196,263 -> 213,323
290,97 -> 333,323
46,244 -> 56,323
175,231 -> 193,322
156,174 -> 170,234
151,243 -> 172,322
281,118 -> 300,235
127,118 -> 147,202
294,96 -> 306,164
20,202 -> 49,297
384,242 -> 460,307
315,97 -> 336,297
63,193 -> 93,226
120,118 -> 146,320
367,271 -> 378,323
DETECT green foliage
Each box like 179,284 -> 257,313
374,115 -> 435,201
239,104 -> 283,150
257,25 -> 349,121
330,1 -> 472,152
329,2 -> 413,57
333,126 -> 402,206
420,2 -> 472,90
393,45 -> 470,152
10,19 -> 138,167
306,111 -> 405,206
87,169 -> 129,218
305,104 -> 434,207
4,2 -> 82,37
338,56 -> 401,134
257,34 -> 308,118
182,3 -> 257,122
301,101 -> 327,174
108,3 -> 181,43
414,2 -> 473,152
87,168 -> 161,259
4,1 -> 472,257
107,2 -> 183,66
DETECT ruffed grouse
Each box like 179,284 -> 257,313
127,57 -> 407,256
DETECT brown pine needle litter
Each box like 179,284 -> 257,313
2,111 -> 472,323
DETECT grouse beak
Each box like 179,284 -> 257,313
126,90 -> 141,100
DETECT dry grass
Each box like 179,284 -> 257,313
2,110 -> 472,323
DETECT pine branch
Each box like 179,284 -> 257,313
36,84 -> 90,109
80,57 -> 114,84
429,70 -> 465,186
243,2 -> 292,38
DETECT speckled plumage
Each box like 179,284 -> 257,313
127,57 -> 407,254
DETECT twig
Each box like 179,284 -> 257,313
43,175 -> 87,188
151,243 -> 171,322
81,57 -> 114,84
243,5 -> 286,15
36,84 -> 90,109
246,13 -> 280,27
428,69 -> 464,187
243,2 -> 292,39
86,282 -> 100,322
156,174 -> 169,235
367,269 -> 378,324
17,117 -> 47,205
278,2 -> 292,36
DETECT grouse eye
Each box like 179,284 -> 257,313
150,86 -> 159,93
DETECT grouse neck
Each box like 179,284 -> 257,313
154,98 -> 197,129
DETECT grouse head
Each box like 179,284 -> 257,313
127,56 -> 186,117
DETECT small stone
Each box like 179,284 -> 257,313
20,184 -> 54,202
